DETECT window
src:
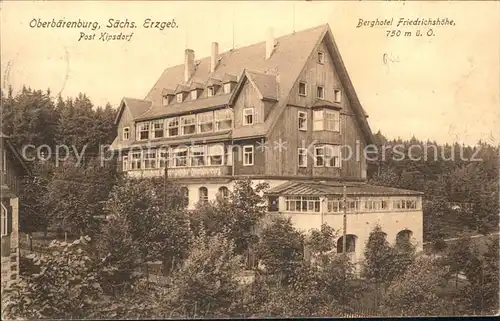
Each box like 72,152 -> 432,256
176,93 -> 183,103
151,119 -> 164,138
316,86 -> 324,99
215,109 -> 233,131
298,111 -> 307,131
346,198 -> 361,212
218,186 -> 229,201
207,86 -> 214,97
334,89 -> 342,103
314,146 -> 324,167
191,90 -> 198,100
137,122 -> 149,140
298,82 -> 307,96
181,115 -> 196,135
396,230 -> 413,247
268,196 -> 279,212
197,111 -> 214,133
173,147 -> 188,167
318,51 -> 325,64
325,110 -> 340,132
166,117 -> 179,137
284,196 -> 320,213
158,148 -> 168,168
223,83 -> 231,94
324,145 -> 341,168
199,187 -> 208,204
122,155 -> 129,171
207,144 -> 224,165
130,151 -> 141,169
190,146 -> 205,167
243,108 -> 254,125
393,199 -> 418,210
298,148 -> 307,167
314,145 -> 341,168
327,199 -> 342,213
162,95 -> 169,106
313,109 -> 340,132
243,145 -> 254,166
143,150 -> 157,169
122,127 -> 130,140
1,203 -> 7,236
225,146 -> 233,166
337,235 -> 356,253
313,110 -> 323,131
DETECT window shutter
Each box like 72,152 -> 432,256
7,205 -> 13,234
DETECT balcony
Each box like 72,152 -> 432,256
127,165 -> 232,179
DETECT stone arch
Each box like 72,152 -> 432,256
396,229 -> 413,246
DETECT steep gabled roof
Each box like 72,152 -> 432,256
144,24 -> 328,109
136,94 -> 231,121
229,69 -> 278,105
121,24 -> 373,145
114,97 -> 152,125
321,27 -> 374,144
246,69 -> 278,101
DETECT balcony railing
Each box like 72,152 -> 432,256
127,165 -> 232,179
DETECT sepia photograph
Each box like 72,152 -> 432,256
1,0 -> 499,318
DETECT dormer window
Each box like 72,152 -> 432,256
318,51 -> 325,64
223,83 -> 231,94
176,93 -> 183,103
191,90 -> 198,100
162,96 -> 169,106
207,86 -> 215,97
243,107 -> 254,125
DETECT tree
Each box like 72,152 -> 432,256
256,216 -> 305,284
2,237 -> 104,320
462,235 -> 499,314
97,215 -> 142,296
104,177 -> 192,272
189,179 -> 269,263
442,232 -> 477,288
162,231 -> 243,318
307,223 -> 337,256
380,256 -> 449,316
362,225 -> 398,306
44,157 -> 118,237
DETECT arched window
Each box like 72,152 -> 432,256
396,229 -> 413,247
336,234 -> 357,253
199,187 -> 208,204
218,186 -> 229,201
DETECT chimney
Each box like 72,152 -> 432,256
265,27 -> 275,59
184,49 -> 195,82
211,42 -> 219,73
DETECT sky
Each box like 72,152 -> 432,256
1,1 -> 499,146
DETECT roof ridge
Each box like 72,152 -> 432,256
143,24 -> 329,101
